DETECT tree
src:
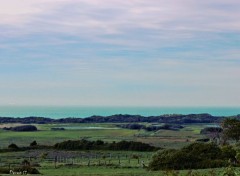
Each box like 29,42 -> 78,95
30,140 -> 37,147
222,119 -> 240,143
148,143 -> 228,170
8,143 -> 19,149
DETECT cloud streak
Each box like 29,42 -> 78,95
1,1 -> 240,35
0,0 -> 240,106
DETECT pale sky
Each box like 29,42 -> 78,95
0,0 -> 239,106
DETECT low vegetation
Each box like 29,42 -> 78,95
54,139 -> 159,151
3,125 -> 37,131
148,142 -> 236,170
117,123 -> 184,131
0,113 -> 233,124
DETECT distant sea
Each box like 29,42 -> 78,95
0,106 -> 239,119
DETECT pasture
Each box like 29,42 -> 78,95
0,122 -> 220,175
0,123 -> 206,149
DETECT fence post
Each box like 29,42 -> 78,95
54,156 -> 57,169
118,156 -> 120,165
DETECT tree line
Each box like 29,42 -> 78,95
117,123 -> 184,131
2,113 -> 238,124
54,139 -> 159,151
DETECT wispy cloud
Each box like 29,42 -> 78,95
1,1 -> 240,35
0,0 -> 240,106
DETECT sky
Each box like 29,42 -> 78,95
0,0 -> 239,107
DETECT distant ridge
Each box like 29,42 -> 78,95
0,114 -> 239,124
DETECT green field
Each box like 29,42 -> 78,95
0,123 -> 227,175
0,123 -> 206,149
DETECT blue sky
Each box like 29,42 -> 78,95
0,0 -> 239,106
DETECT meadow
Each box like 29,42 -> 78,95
0,123 -> 205,149
0,122 -> 230,175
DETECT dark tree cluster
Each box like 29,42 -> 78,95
116,124 -> 145,130
200,127 -> 223,134
222,118 -> 240,142
145,124 -> 184,131
149,143 -> 236,170
0,113 -> 231,124
3,125 -> 37,132
54,139 -> 159,151
117,123 -> 184,131
51,127 -> 65,131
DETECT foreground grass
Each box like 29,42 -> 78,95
1,150 -> 237,176
38,166 -> 230,176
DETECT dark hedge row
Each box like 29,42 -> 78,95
3,125 -> 37,131
54,139 -> 159,151
117,123 -> 184,131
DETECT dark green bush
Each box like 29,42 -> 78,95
148,143 -> 231,170
0,167 -> 9,174
221,145 -> 236,160
8,143 -> 19,150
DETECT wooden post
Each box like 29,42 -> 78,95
54,156 -> 57,169
118,156 -> 120,165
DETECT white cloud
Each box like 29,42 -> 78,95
1,0 -> 240,36
0,0 -> 240,107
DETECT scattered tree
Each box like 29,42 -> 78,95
222,119 -> 240,143
8,143 -> 19,150
30,140 -> 37,147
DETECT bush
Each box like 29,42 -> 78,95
221,145 -> 236,160
12,166 -> 40,174
195,138 -> 210,142
5,125 -> 38,132
8,143 -> 19,150
0,167 -> 9,174
148,143 -> 230,170
200,127 -> 222,134
30,140 -> 37,147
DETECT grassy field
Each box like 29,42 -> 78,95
0,122 -> 219,175
38,167 -> 229,176
0,123 -> 206,149
0,150 -> 233,176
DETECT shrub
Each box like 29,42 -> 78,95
148,143 -> 230,170
13,166 -> 40,174
9,125 -> 37,132
221,145 -> 236,160
200,127 -> 222,134
30,140 -> 37,147
8,143 -> 19,150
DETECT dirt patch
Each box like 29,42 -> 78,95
0,123 -> 24,128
